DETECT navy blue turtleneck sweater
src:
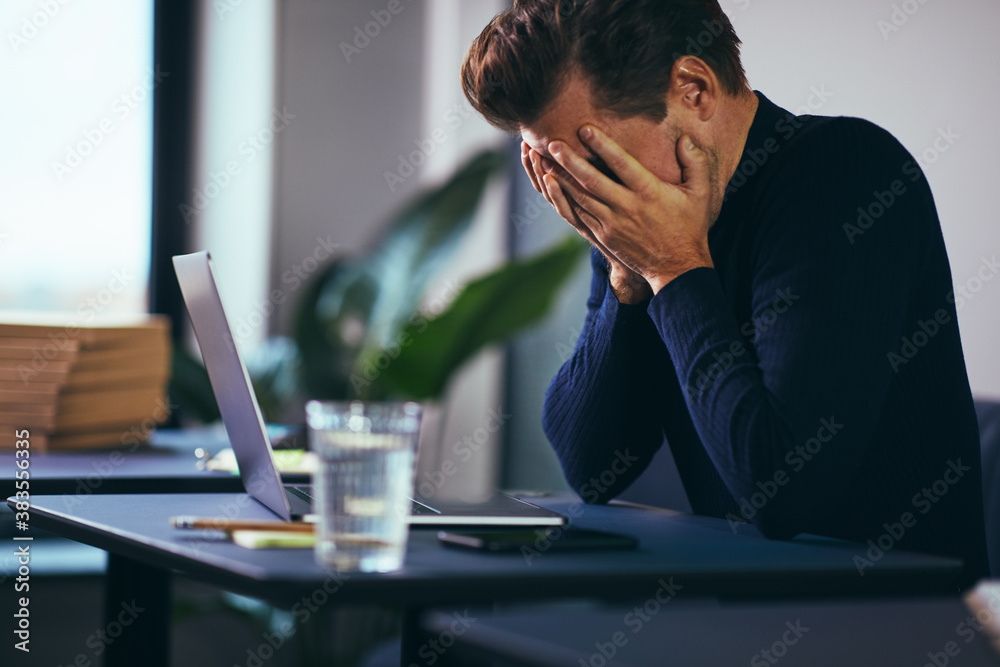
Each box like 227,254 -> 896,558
542,92 -> 989,589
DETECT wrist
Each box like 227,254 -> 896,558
609,266 -> 652,305
648,248 -> 714,295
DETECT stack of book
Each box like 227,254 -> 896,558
0,314 -> 172,451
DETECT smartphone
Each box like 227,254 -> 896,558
437,527 -> 638,552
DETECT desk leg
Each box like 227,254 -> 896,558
103,553 -> 172,667
400,606 -> 426,667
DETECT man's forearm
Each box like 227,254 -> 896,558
542,288 -> 667,502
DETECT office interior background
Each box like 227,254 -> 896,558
3,0 -> 999,664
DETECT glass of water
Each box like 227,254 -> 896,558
306,400 -> 422,572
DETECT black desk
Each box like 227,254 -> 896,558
424,596 -> 1000,666
9,492 -> 963,666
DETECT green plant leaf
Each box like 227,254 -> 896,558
360,149 -> 508,348
294,148 -> 508,401
293,258 -> 374,399
369,235 -> 589,400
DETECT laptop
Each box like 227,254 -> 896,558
173,251 -> 565,526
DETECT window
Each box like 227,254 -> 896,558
1,0 -> 154,315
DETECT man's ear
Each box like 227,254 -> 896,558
668,56 -> 718,122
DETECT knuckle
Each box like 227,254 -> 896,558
583,175 -> 602,192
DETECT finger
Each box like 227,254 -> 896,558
536,156 -> 611,223
676,135 -> 710,197
531,150 -> 554,206
576,125 -> 657,196
543,174 -> 621,261
550,163 -> 613,223
548,138 -> 628,208
521,143 -> 542,194
543,173 -> 600,239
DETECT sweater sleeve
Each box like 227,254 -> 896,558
542,247 -> 676,502
648,119 -> 927,538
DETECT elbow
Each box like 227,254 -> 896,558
574,476 -> 617,505
753,515 -> 803,541
738,500 -> 806,540
552,455 -> 615,505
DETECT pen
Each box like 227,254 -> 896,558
170,516 -> 316,532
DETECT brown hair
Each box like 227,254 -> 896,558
461,0 -> 748,133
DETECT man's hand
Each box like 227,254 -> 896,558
521,141 -> 652,304
542,126 -> 715,294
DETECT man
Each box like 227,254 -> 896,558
462,0 -> 988,587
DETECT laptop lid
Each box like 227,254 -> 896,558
173,251 -> 293,520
